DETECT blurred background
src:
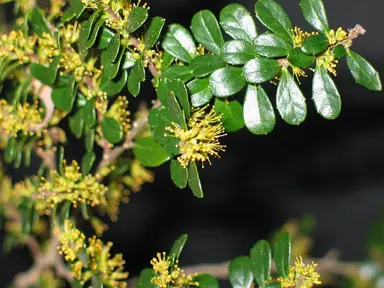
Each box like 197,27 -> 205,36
0,0 -> 384,287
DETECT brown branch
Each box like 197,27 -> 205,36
30,79 -> 54,133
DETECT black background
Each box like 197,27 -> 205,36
1,0 -> 384,286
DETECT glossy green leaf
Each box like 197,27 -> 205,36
333,45 -> 346,58
103,45 -> 125,80
78,12 -> 101,58
105,34 -> 121,63
188,162 -> 203,198
87,16 -> 106,48
169,234 -> 188,266
69,108 -> 84,138
122,51 -> 136,69
255,0 -> 293,42
312,66 -> 341,120
346,50 -> 382,91
190,55 -> 225,78
96,27 -> 115,49
162,24 -> 196,63
4,138 -> 16,164
276,68 -> 307,125
83,100 -> 96,126
253,33 -> 292,58
299,0 -> 330,34
171,160 -> 188,189
30,56 -> 61,86
221,40 -> 258,65
84,126 -> 95,152
243,85 -> 275,135
219,3 -> 258,43
100,70 -> 128,96
266,282 -> 282,288
243,58 -> 281,84
52,74 -> 76,112
128,58 -> 145,97
144,17 -> 166,48
101,117 -> 123,144
274,231 -> 291,278
81,151 -> 96,176
301,34 -> 329,55
30,8 -> 49,37
62,0 -> 85,22
191,10 -> 224,55
167,79 -> 191,117
187,78 -> 213,107
250,240 -> 272,287
162,66 -> 194,82
133,137 -> 170,167
229,256 -> 254,288
215,98 -> 244,133
288,48 -> 314,68
135,269 -> 157,288
161,51 -> 175,70
194,274 -> 219,288
125,6 -> 148,33
209,67 -> 246,97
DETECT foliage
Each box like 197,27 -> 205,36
0,0 -> 381,287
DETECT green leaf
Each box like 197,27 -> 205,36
169,234 -> 188,266
167,79 -> 191,117
250,240 -> 272,288
100,70 -> 128,97
81,151 -> 96,175
105,35 -> 121,63
69,108 -> 84,138
161,51 -> 175,70
83,100 -> 96,126
59,201 -> 72,226
125,6 -> 148,33
346,50 -> 382,91
333,45 -> 346,58
215,98 -> 244,133
221,40 -> 258,65
52,74 -> 76,112
243,85 -> 275,135
188,162 -> 203,198
4,138 -> 16,164
62,0 -> 85,22
301,34 -> 329,55
144,17 -> 166,48
274,231 -> 291,278
219,3 -> 258,43
171,160 -> 188,189
229,256 -> 254,288
255,0 -> 293,43
243,58 -> 281,84
101,117 -> 123,144
91,276 -> 103,288
190,55 -> 225,78
30,8 -> 50,37
96,27 -> 115,49
253,33 -> 292,58
191,10 -> 224,55
162,24 -> 196,63
87,16 -> 106,48
266,283 -> 282,288
162,66 -> 194,82
194,274 -> 219,288
209,67 -> 246,97
58,146 -> 65,175
13,137 -> 27,169
133,137 -> 170,167
78,12 -> 101,58
135,269 -> 157,288
276,69 -> 307,125
84,126 -> 95,152
312,66 -> 341,120
299,0 -> 330,34
187,78 -> 213,107
30,56 -> 61,86
128,58 -> 145,97
287,48 -> 314,68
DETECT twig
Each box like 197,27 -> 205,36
30,79 -> 54,133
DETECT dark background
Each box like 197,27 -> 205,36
1,0 -> 384,286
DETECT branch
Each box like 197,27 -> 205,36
30,78 -> 54,133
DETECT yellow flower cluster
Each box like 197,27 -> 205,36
57,220 -> 86,262
0,99 -> 43,138
150,252 -> 199,288
166,105 -> 226,168
122,159 -> 154,192
105,96 -> 131,133
0,30 -> 37,63
49,0 -> 65,18
327,27 -> 348,45
38,32 -> 60,60
38,160 -> 107,213
292,27 -> 318,48
279,256 -> 321,288
317,49 -> 339,76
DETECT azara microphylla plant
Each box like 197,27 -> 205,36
0,0 -> 382,287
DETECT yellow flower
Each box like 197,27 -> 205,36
0,30 -> 37,63
292,66 -> 307,84
316,49 -> 338,76
57,220 -> 86,262
292,27 -> 317,48
105,96 -> 131,133
166,105 -> 226,169
327,27 -> 348,45
279,256 -> 321,288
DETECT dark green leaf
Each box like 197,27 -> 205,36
133,137 -> 170,167
161,51 -> 175,70
191,10 -> 224,55
219,3 -> 258,43
243,58 -> 281,84
221,40 -> 258,65
190,55 -> 225,78
276,68 -> 307,125
144,17 -> 166,48
253,33 -> 292,58
162,66 -> 193,82
255,0 -> 293,42
162,24 -> 196,63
274,231 -> 291,278
4,138 -> 16,164
96,27 -> 115,49
128,58 -> 145,97
125,7 -> 148,33
78,12 -> 102,58
171,160 -> 188,189
250,240 -> 272,287
83,100 -> 96,126
87,16 -> 106,48
52,74 -> 76,112
59,201 -> 71,226
81,151 -> 96,175
62,0 -> 85,22
69,108 -> 84,138
346,50 -> 382,91
100,70 -> 128,96
243,85 -> 275,135
84,126 -> 95,152
13,137 -> 27,169
167,79 -> 191,117
122,51 -> 136,69
209,67 -> 246,97
215,98 -> 244,133
194,274 -> 219,288
288,48 -> 314,68
333,45 -> 346,58
188,162 -> 204,198
23,139 -> 34,167
58,146 -> 65,175
312,66 -> 341,120
169,234 -> 188,266
266,283 -> 282,288
30,56 -> 61,86
101,117 -> 123,144
30,8 -> 49,37
301,34 -> 329,55
229,256 -> 254,288
135,269 -> 157,288
187,78 -> 213,107
299,0 -> 330,34
105,35 -> 121,63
